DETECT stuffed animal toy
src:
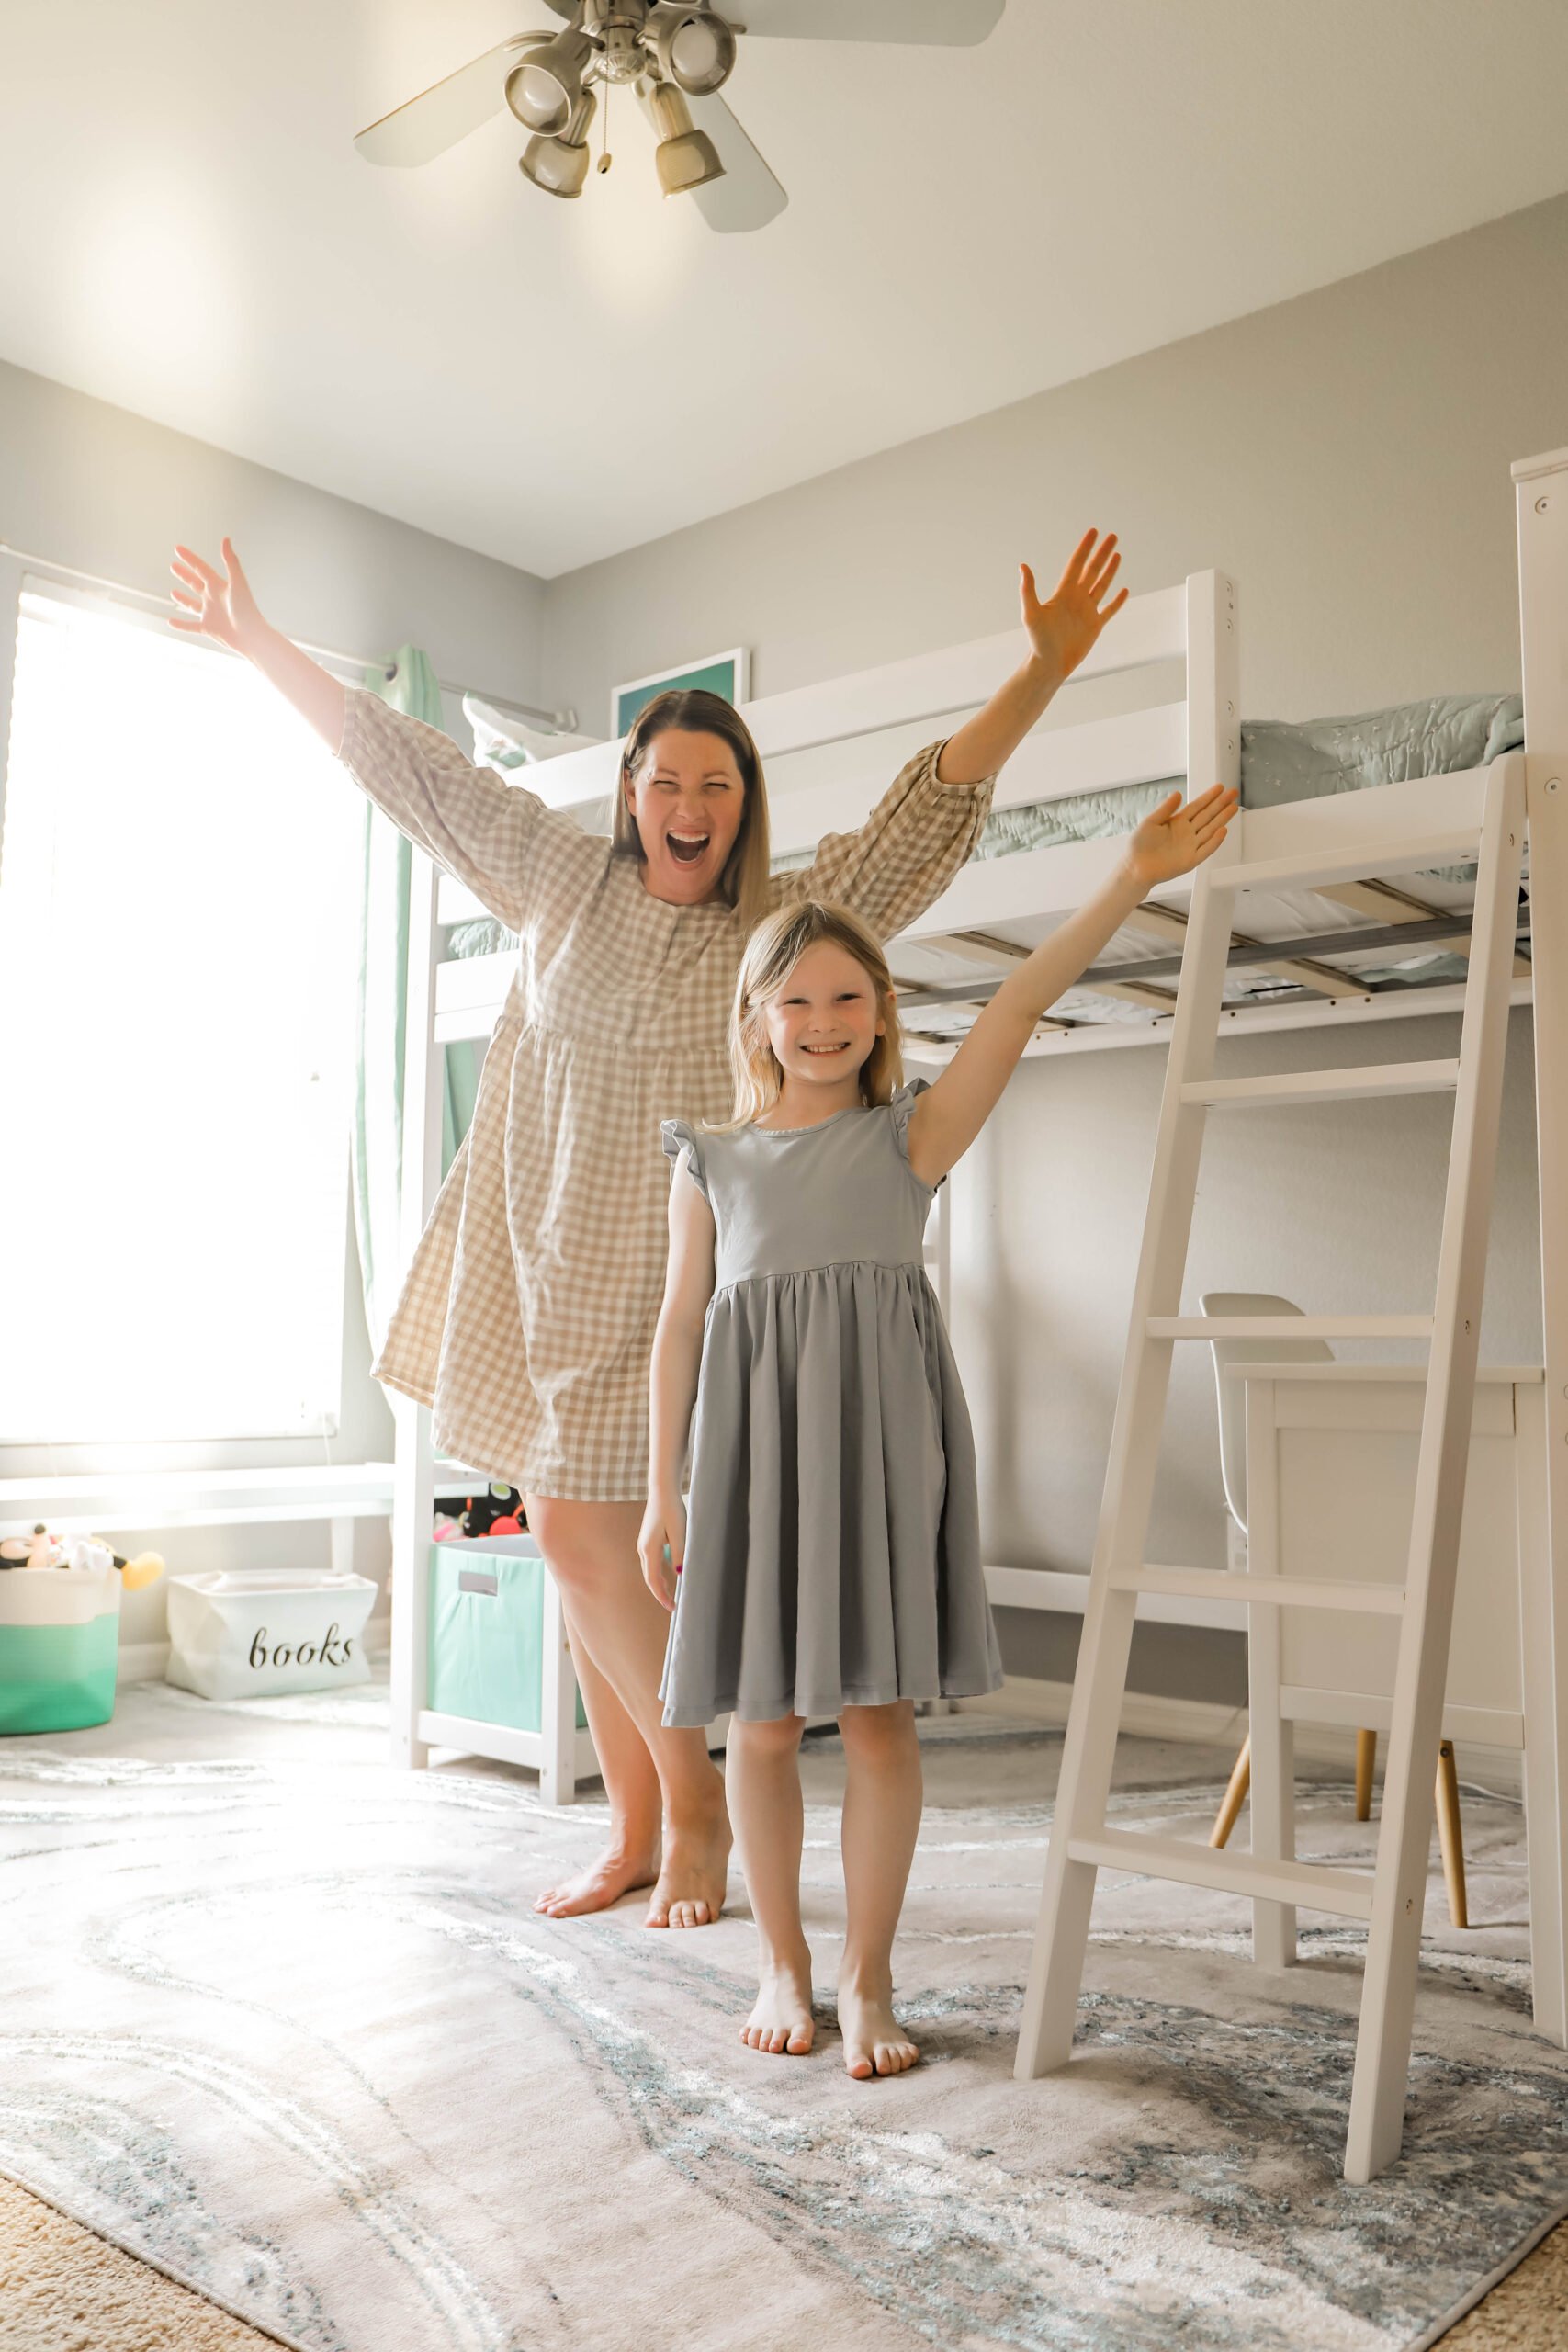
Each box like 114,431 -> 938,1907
0,1523 -> 164,1589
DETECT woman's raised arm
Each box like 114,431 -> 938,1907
169,538 -> 346,752
935,528 -> 1128,786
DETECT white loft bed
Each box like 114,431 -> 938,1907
389,452 -> 1566,1813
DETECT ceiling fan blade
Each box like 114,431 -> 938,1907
686,93 -> 789,233
731,0 -> 1003,41
354,34 -> 541,166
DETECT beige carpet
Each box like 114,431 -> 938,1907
0,2170 -> 285,2350
4,1679 -> 1567,2351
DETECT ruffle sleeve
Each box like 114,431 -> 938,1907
336,685 -> 604,934
772,740 -> 996,942
660,1117 -> 710,1204
888,1078 -> 944,1191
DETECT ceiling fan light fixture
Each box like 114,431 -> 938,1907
649,6 -> 737,97
649,80 -> 726,195
505,27 -> 593,136
519,87 -> 598,198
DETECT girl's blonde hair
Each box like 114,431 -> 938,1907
612,687 -> 773,933
711,898 -> 906,1132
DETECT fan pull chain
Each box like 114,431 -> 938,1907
598,76 -> 613,174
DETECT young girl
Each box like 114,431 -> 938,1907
639,780 -> 1237,2078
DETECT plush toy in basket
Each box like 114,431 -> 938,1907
0,1527 -> 166,1735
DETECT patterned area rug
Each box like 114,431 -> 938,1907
1,1684 -> 1565,2352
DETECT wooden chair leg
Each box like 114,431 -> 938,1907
1437,1739 -> 1470,1929
1355,1726 -> 1377,1821
1211,1736 -> 1251,1849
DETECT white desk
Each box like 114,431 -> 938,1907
1233,1363 -> 1563,2041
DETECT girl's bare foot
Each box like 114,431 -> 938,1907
534,1837 -> 660,1919
740,1946 -> 816,2055
645,1780 -> 732,1928
838,1973 -> 919,2078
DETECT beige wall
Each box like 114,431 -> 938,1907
541,192 -> 1568,1700
542,192 -> 1568,724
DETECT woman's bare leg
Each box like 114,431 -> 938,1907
727,1714 -> 815,2054
533,1611 -> 661,1918
836,1701 -> 922,2078
525,1497 -> 730,1928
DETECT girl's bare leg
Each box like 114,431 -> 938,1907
727,1714 -> 815,2055
837,1701 -> 923,2077
525,1497 -> 730,1928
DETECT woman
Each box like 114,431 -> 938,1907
169,528 -> 1128,1931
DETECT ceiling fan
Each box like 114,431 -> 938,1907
355,1 -> 1005,233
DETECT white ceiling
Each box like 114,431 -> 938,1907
6,1 -> 1568,579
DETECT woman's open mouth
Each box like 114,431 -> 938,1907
666,831 -> 711,867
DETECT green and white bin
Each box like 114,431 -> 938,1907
427,1534 -> 587,1734
0,1565 -> 120,1735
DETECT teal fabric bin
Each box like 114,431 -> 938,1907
0,1566 -> 121,1735
427,1535 -> 587,1735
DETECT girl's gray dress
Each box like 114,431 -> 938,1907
659,1080 -> 1003,1726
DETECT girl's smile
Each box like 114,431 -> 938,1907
761,939 -> 886,1120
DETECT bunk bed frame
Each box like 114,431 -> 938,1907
389,453 -> 1567,1913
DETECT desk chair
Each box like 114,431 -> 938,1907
1200,1290 -> 1469,1927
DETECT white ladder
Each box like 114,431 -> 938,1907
1014,750 -> 1529,2183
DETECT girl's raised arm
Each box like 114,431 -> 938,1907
638,1147 -> 717,1611
903,785 -> 1239,1191
170,538 -> 346,752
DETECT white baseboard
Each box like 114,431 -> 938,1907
961,1675 -> 1244,1747
962,1676 -> 1523,1797
118,1640 -> 171,1685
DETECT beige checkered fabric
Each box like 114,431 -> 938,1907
338,687 -> 995,1499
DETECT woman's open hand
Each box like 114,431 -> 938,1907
1021,529 -> 1130,684
1124,784 -> 1240,892
637,1493 -> 686,1612
168,537 -> 265,655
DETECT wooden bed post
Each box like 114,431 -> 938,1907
389,848 -> 444,1773
1514,448 -> 1568,2044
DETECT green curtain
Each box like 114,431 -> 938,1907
353,646 -> 477,1353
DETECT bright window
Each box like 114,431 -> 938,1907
0,581 -> 362,1441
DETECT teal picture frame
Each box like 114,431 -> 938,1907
612,646 -> 750,739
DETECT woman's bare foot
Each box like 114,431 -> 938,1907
645,1779 -> 732,1928
740,1946 -> 816,2055
838,1973 -> 919,2079
534,1836 -> 660,1920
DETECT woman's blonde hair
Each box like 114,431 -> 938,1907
612,687 -> 773,933
711,898 -> 906,1132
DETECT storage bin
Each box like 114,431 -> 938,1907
0,1565 -> 121,1734
166,1567 -> 377,1701
427,1534 -> 587,1735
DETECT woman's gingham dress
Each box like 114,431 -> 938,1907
337,687 -> 996,1500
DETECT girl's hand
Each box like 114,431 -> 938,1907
1123,784 -> 1240,892
1021,529 -> 1129,684
168,537 -> 265,655
637,1494 -> 686,1612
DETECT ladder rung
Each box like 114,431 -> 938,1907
1208,830 -> 1482,895
1181,1059 -> 1461,1110
1109,1565 -> 1404,1615
1147,1314 -> 1434,1342
1066,1828 -> 1375,1919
